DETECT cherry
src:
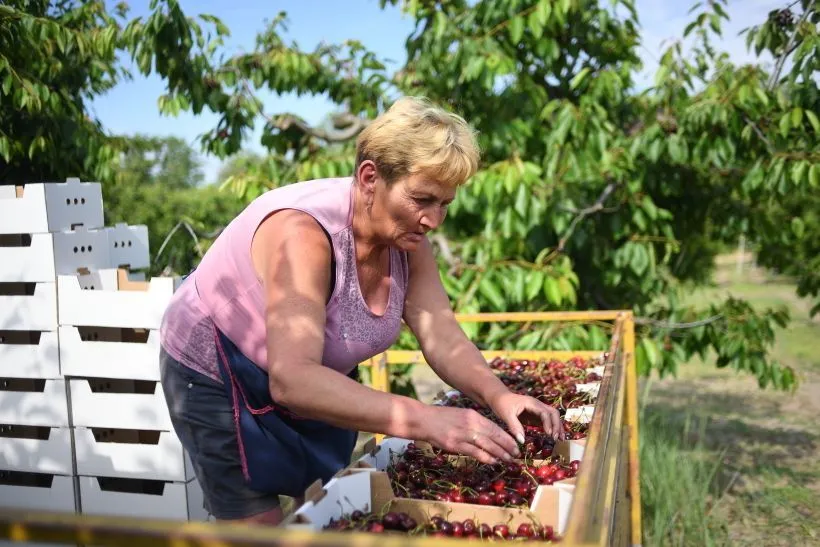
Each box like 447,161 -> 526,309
491,479 -> 506,493
462,519 -> 476,535
479,523 -> 492,538
369,522 -> 385,533
493,524 -> 510,538
451,521 -> 464,537
570,460 -> 581,473
477,492 -> 493,505
508,492 -> 525,506
517,523 -> 534,537
439,521 -> 454,535
543,524 -> 555,539
382,512 -> 400,529
554,468 -> 568,481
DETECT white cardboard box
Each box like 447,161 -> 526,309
74,427 -> 193,482
0,178 -> 103,235
69,379 -> 171,431
0,282 -> 57,331
59,326 -> 160,381
565,405 -> 596,424
106,223 -> 150,270
287,470 -> 574,537
58,269 -> 179,329
0,472 -> 77,513
0,426 -> 73,475
0,330 -> 60,379
0,378 -> 69,427
0,233 -> 57,283
79,476 -> 206,521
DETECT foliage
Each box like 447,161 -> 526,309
0,0 -> 127,183
103,136 -> 244,277
4,0 -> 818,391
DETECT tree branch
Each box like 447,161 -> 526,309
635,314 -> 723,329
430,233 -> 459,272
767,7 -> 811,90
557,182 -> 617,251
269,112 -> 371,142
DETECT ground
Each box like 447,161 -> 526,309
640,254 -> 820,546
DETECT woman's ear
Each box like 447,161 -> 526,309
356,160 -> 378,200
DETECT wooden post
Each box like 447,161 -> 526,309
623,312 -> 642,547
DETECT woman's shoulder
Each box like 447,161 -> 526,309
251,176 -> 354,234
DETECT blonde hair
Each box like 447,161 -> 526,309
355,96 -> 480,188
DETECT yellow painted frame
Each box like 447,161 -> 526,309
0,311 -> 641,547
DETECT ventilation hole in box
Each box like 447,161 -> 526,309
80,246 -> 86,252
88,245 -> 93,251
0,470 -> 55,488
0,425 -> 51,440
0,282 -> 36,296
73,246 -> 78,253
120,241 -> 125,247
65,198 -> 70,205
73,198 -> 78,204
97,476 -> 166,495
0,331 -> 40,345
91,428 -> 160,445
128,241 -> 132,247
0,378 -> 46,392
81,198 -> 86,204
0,234 -> 32,247
113,242 -> 118,248
86,378 -> 148,393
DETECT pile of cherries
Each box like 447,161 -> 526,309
487,355 -> 602,410
435,356 -> 599,452
386,443 -> 580,508
324,509 -> 560,541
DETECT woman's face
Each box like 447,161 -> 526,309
375,172 -> 456,251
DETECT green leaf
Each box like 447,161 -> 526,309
509,16 -> 524,43
630,244 -> 649,275
791,217 -> 805,238
805,110 -> 820,133
640,337 -> 661,369
779,113 -> 791,137
478,275 -> 506,311
570,67 -> 591,90
513,269 -> 525,303
791,107 -> 803,128
526,270 -> 544,301
809,164 -> 820,188
544,276 -> 561,306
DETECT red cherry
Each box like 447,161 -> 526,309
493,524 -> 510,538
517,523 -> 534,537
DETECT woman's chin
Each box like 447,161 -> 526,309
394,233 -> 424,251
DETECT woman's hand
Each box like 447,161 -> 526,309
488,391 -> 566,444
417,406 -> 521,464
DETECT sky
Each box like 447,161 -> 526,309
89,0 -> 786,183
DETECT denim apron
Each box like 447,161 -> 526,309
211,325 -> 359,497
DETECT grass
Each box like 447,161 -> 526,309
639,255 -> 820,546
639,395 -> 730,547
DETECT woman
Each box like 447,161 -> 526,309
159,96 -> 564,525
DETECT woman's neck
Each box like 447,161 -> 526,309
351,183 -> 389,264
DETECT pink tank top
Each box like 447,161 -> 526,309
159,177 -> 409,383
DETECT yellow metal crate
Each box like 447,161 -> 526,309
0,311 -> 641,547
